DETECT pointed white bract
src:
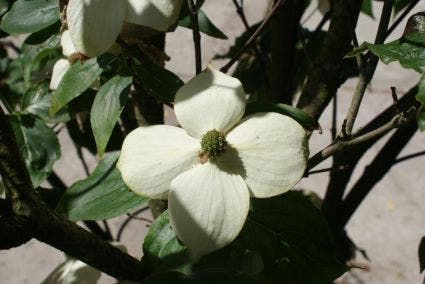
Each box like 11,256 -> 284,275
66,0 -> 126,58
60,30 -> 76,58
169,162 -> 250,261
226,112 -> 309,198
117,125 -> 200,198
50,59 -> 71,90
126,0 -> 183,31
118,66 -> 309,260
174,65 -> 246,139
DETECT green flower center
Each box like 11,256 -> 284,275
200,129 -> 228,158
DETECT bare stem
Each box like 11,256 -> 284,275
307,106 -> 416,171
220,0 -> 287,73
385,0 -> 420,39
343,0 -> 394,136
187,0 -> 202,74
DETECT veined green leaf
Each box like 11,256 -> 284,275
91,75 -> 132,157
133,62 -> 183,104
0,0 -> 59,34
56,152 -> 146,222
179,10 -> 227,39
50,57 -> 108,115
10,114 -> 61,187
143,211 -> 192,274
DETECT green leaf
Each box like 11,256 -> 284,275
245,101 -> 319,131
417,105 -> 425,131
0,0 -> 9,17
21,81 -> 70,123
10,114 -> 60,187
361,0 -> 374,18
344,42 -> 368,58
403,12 -> 425,44
179,10 -> 227,39
366,40 -> 425,73
133,62 -> 183,104
24,20 -> 60,45
394,0 -> 412,15
142,269 -> 261,284
56,152 -> 146,222
417,74 -> 425,104
143,192 -> 345,284
0,0 -> 59,35
50,57 -> 107,115
237,192 -> 346,283
143,211 -> 192,274
419,236 -> 425,273
20,33 -> 61,85
91,75 -> 132,157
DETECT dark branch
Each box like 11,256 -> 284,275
0,111 -> 149,282
296,0 -> 362,120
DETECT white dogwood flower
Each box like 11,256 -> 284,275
66,0 -> 183,58
117,66 -> 309,260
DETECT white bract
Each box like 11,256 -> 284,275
42,243 -> 126,284
126,0 -> 183,31
66,0 -> 183,58
42,257 -> 101,284
67,0 -> 126,58
118,66 -> 309,260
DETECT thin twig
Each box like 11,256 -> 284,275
332,95 -> 337,140
393,150 -> 425,165
340,123 -> 417,226
76,144 -> 90,177
343,0 -> 394,136
117,206 -> 149,241
231,0 -> 270,87
385,0 -> 420,40
307,106 -> 416,171
126,213 -> 153,223
187,0 -> 202,74
308,167 -> 333,175
102,220 -> 113,240
220,0 -> 287,73
314,12 -> 330,33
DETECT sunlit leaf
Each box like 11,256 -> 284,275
91,75 -> 132,157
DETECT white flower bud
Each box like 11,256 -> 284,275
126,0 -> 183,32
50,59 -> 71,90
66,0 -> 126,58
60,30 -> 76,58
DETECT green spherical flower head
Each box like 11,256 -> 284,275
200,129 -> 228,158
